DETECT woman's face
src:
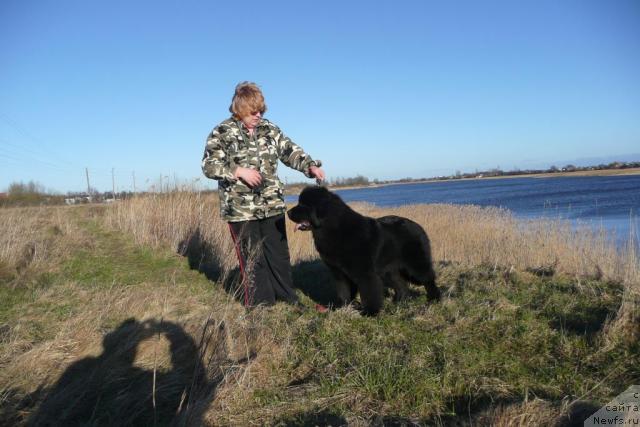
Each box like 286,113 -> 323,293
241,110 -> 262,130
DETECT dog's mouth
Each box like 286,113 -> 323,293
294,221 -> 311,232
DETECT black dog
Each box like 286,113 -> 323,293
288,186 -> 440,315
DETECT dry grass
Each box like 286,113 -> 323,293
0,202 -> 107,341
474,398 -> 601,427
0,206 -> 83,280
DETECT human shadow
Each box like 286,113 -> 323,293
28,318 -> 223,426
178,227 -> 244,299
178,226 -> 225,283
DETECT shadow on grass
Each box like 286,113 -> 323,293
536,282 -> 621,339
292,260 -> 429,308
273,409 -> 348,426
178,227 -> 249,302
17,318 -> 222,427
178,228 -> 428,309
267,397 -> 598,427
179,227 -> 225,283
179,227 -> 342,308
548,306 -> 613,337
291,260 -> 337,307
427,394 -> 598,427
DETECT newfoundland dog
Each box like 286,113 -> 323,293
287,186 -> 440,315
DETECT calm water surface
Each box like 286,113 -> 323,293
286,175 -> 640,246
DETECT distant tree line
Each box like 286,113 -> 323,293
0,181 -> 65,207
0,181 -> 134,207
0,177 -> 219,207
284,174 -> 371,192
4,160 -> 640,206
436,160 -> 640,181
329,175 -> 370,187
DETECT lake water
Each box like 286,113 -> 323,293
286,175 -> 640,247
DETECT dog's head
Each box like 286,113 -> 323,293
287,186 -> 338,232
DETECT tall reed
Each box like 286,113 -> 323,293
105,192 -> 638,281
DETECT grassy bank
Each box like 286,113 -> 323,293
0,194 -> 638,425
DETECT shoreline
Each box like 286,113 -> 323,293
316,167 -> 640,192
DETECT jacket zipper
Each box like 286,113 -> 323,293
237,120 -> 261,173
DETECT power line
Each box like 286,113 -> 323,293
0,113 -> 82,169
0,149 -> 77,173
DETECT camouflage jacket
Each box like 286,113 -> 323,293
202,117 -> 321,222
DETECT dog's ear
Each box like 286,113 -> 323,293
310,188 -> 335,223
309,207 -> 321,228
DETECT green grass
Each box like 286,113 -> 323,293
60,220 -> 205,290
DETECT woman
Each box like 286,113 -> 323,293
202,82 -> 325,308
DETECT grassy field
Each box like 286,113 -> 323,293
0,193 -> 638,426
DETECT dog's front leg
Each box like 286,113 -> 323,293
327,265 -> 355,307
357,273 -> 384,316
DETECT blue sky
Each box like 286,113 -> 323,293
1,0 -> 639,193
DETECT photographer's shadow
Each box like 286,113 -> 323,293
29,318 -> 217,426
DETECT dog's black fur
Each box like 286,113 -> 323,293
287,186 -> 440,315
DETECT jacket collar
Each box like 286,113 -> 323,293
234,117 -> 266,132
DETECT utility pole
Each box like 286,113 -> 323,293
132,171 -> 136,194
85,167 -> 91,195
159,174 -> 163,193
112,168 -> 116,200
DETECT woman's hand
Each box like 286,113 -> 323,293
234,167 -> 263,188
309,165 -> 326,182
